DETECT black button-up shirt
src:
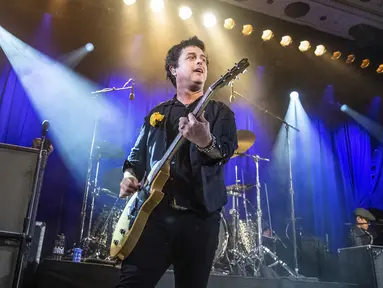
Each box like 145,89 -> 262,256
123,95 -> 238,214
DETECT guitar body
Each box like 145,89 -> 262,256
110,162 -> 170,260
109,58 -> 249,260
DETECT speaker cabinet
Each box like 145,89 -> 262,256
338,245 -> 383,288
0,143 -> 39,234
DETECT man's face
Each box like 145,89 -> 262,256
357,216 -> 369,230
173,46 -> 208,91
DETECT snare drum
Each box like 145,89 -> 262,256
213,213 -> 229,263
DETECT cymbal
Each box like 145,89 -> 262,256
231,130 -> 256,158
96,141 -> 125,159
226,183 -> 255,192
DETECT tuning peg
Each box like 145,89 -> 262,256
235,76 -> 240,80
242,69 -> 248,74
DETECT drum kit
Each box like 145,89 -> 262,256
76,128 -> 295,278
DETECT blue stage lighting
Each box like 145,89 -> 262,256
290,91 -> 299,100
85,43 -> 94,52
340,104 -> 348,112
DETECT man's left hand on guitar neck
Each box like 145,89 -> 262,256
178,111 -> 212,148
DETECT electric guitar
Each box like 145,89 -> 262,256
110,58 -> 250,260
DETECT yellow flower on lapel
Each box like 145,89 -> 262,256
149,112 -> 165,127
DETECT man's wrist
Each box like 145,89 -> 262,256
197,134 -> 216,153
123,169 -> 136,179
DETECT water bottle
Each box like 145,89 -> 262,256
52,233 -> 65,260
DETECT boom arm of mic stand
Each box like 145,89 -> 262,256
91,86 -> 133,95
232,91 -> 300,132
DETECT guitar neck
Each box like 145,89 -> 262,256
147,87 -> 215,184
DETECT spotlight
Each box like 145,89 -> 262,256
242,24 -> 253,36
179,6 -> 192,20
261,30 -> 274,41
360,59 -> 370,68
377,64 -> 383,74
346,54 -> 355,64
280,35 -> 293,47
85,43 -> 94,52
298,41 -> 311,52
314,45 -> 326,56
331,51 -> 342,60
340,104 -> 348,112
123,0 -> 136,5
223,18 -> 235,30
203,12 -> 217,28
290,91 -> 299,100
150,0 -> 164,12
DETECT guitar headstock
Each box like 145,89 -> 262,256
209,58 -> 250,91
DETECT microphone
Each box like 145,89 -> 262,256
229,82 -> 235,103
129,80 -> 135,100
42,120 -> 49,136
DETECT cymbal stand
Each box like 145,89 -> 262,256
79,80 -> 135,245
88,151 -> 102,239
228,165 -> 247,276
231,86 -> 300,276
237,153 -> 295,277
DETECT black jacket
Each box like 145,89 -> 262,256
123,97 -> 238,213
349,225 -> 373,247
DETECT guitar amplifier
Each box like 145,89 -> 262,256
338,245 -> 383,288
0,143 -> 39,234
0,222 -> 46,288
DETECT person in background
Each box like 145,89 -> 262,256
349,208 -> 375,247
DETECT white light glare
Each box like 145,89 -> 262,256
123,0 -> 136,5
340,104 -> 348,112
290,91 -> 299,100
203,12 -> 217,28
150,0 -> 164,12
85,43 -> 94,52
179,6 -> 192,20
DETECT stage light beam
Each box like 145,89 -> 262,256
290,91 -> 299,100
242,25 -> 253,36
223,18 -> 235,30
299,41 -> 311,52
85,43 -> 94,52
331,51 -> 342,60
123,0 -> 136,5
280,36 -> 293,47
346,54 -> 355,64
203,12 -> 217,28
314,45 -> 326,56
361,59 -> 370,68
261,30 -> 274,41
340,105 -> 348,112
150,0 -> 164,13
179,6 -> 192,20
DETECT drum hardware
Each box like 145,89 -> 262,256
234,152 -> 296,277
80,81 -> 134,246
231,83 -> 300,275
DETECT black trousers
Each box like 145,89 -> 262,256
116,199 -> 221,288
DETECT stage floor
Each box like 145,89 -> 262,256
30,259 -> 357,288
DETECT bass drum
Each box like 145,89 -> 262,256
213,213 -> 229,263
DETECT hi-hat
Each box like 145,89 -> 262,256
231,130 -> 256,158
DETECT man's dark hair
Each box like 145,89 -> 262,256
165,36 -> 209,88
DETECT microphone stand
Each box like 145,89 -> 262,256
12,121 -> 50,288
79,79 -> 134,246
231,86 -> 301,276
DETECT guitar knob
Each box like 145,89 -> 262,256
113,240 -> 119,246
120,229 -> 126,235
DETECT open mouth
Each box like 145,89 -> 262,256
194,68 -> 204,73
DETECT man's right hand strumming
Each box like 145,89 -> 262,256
119,172 -> 140,198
